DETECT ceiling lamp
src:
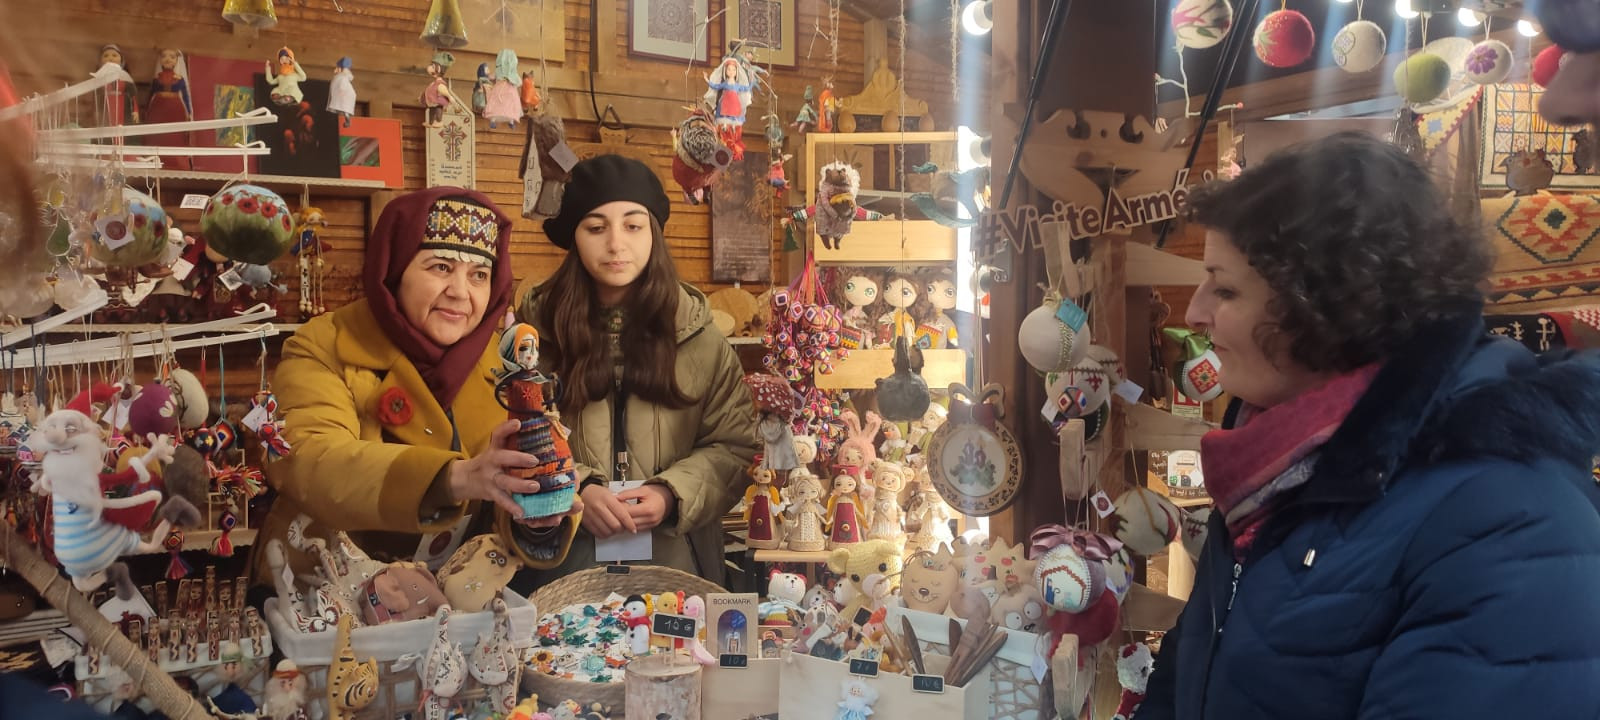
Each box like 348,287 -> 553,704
1396,0 -> 1419,19
962,0 -> 994,36
1457,7 -> 1483,26
1518,19 -> 1542,37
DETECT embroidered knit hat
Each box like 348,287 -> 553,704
543,154 -> 670,250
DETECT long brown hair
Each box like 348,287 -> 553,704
535,217 -> 697,415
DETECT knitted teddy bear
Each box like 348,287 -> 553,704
827,538 -> 903,623
1112,642 -> 1155,720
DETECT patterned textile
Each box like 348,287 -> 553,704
1483,192 -> 1600,309
422,199 -> 501,265
1486,306 -> 1600,351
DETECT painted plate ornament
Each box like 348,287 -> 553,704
925,384 -> 1024,516
1165,328 -> 1224,403
1172,0 -> 1233,50
89,187 -> 169,268
201,184 -> 295,265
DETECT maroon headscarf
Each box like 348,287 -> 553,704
363,187 -> 515,407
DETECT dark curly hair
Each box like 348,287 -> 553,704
1185,131 -> 1492,374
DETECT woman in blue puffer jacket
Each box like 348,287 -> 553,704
1136,131 -> 1600,719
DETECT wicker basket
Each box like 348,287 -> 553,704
524,565 -> 727,714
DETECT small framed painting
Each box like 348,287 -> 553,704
339,117 -> 404,188
727,0 -> 797,68
629,0 -> 710,63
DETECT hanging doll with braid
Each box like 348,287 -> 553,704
496,324 -> 577,518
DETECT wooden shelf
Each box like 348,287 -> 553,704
128,528 -> 258,556
15,323 -> 303,335
123,169 -> 386,198
815,347 -> 967,391
1170,496 -> 1213,508
727,336 -> 764,346
804,131 -> 957,146
812,220 -> 958,266
752,549 -> 832,564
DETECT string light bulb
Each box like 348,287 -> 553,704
1458,7 -> 1483,26
1518,19 -> 1541,37
1396,0 -> 1419,19
961,0 -> 993,36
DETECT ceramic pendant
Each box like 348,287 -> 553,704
925,385 -> 1024,516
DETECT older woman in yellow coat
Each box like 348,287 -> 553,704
251,188 -> 578,587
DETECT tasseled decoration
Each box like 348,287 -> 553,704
165,530 -> 191,579
212,510 -> 236,557
259,422 -> 292,459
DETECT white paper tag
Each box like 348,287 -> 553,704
180,194 -> 210,210
1114,379 -> 1145,404
240,405 -> 272,433
1091,490 -> 1116,518
217,268 -> 244,291
1031,650 -> 1049,684
39,634 -> 78,668
170,257 -> 196,282
595,480 -> 653,562
549,141 -> 580,172
122,279 -> 157,307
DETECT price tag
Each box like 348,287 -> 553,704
1091,490 -> 1116,518
549,141 -> 580,172
652,613 -> 697,640
718,653 -> 749,669
240,405 -> 272,433
39,635 -> 78,668
1114,379 -> 1145,404
848,658 -> 880,677
217,268 -> 245,291
605,564 -> 631,575
1054,298 -> 1087,332
170,257 -> 196,282
912,674 -> 945,694
179,194 -> 210,210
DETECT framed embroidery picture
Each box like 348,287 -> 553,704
727,0 -> 797,68
1479,82 -> 1600,191
628,0 -> 710,63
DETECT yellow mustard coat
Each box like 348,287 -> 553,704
515,282 -> 757,584
250,299 -> 575,586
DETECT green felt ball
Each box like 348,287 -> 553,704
200,184 -> 295,265
88,187 -> 169,268
1393,53 -> 1452,105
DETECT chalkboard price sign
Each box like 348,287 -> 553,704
605,564 -> 631,575
652,613 -> 697,639
852,607 -> 873,627
719,653 -> 749,668
848,658 -> 880,677
912,674 -> 945,694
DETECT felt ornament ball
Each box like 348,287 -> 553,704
1332,20 -> 1386,74
1171,0 -> 1233,50
88,187 -> 169,268
1018,298 -> 1092,373
1465,40 -> 1514,85
1533,45 -> 1569,89
167,368 -> 210,430
1035,542 -> 1108,613
1253,10 -> 1315,69
129,383 -> 179,438
201,184 -> 295,265
1178,346 -> 1224,402
1111,487 -> 1182,556
1393,53 -> 1453,104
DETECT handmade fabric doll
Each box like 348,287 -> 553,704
436,533 -> 523,612
745,372 -> 801,471
521,71 -> 542,114
328,57 -> 356,127
671,108 -> 731,205
497,324 -> 577,518
904,461 -> 955,555
744,466 -> 783,550
877,273 -> 920,346
827,475 -> 864,548
486,50 -> 522,129
792,85 -> 818,135
211,641 -> 257,714
469,598 -> 522,716
703,54 -> 753,159
422,53 -> 455,128
784,469 -> 827,552
34,410 -> 182,591
816,161 -> 860,250
865,460 -> 907,551
416,606 -> 468,720
327,615 -> 379,720
769,151 -> 792,193
472,63 -> 492,115
522,113 -> 572,218
262,660 -> 309,720
836,678 -> 879,720
265,47 -> 307,106
97,44 -> 139,126
145,48 -> 192,168
919,269 -> 960,349
839,272 -> 880,349
817,77 -> 838,133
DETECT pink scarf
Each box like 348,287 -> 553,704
1200,364 -> 1380,556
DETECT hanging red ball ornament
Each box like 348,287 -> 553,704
1532,45 -> 1568,89
1253,9 -> 1316,69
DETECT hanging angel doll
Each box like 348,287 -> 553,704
704,53 -> 753,160
145,49 -> 192,169
485,50 -> 522,130
97,44 -> 139,127
328,57 -> 356,127
265,47 -> 307,106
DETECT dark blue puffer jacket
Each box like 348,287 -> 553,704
1137,314 -> 1600,719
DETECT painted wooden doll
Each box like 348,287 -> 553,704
745,466 -> 782,550
826,475 -> 864,548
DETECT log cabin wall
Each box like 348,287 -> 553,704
5,0 -> 977,395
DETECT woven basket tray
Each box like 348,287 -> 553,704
524,565 -> 727,714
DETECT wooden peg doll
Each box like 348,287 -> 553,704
744,466 -> 783,550
827,475 -> 864,548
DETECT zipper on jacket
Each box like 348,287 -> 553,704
1225,562 -> 1241,612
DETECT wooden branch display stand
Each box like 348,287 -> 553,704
623,653 -> 702,720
